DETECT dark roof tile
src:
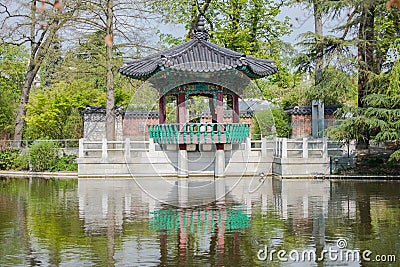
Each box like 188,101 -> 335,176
119,39 -> 277,79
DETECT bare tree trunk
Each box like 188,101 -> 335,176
357,5 -> 375,108
14,1 -> 61,141
356,4 -> 375,149
313,0 -> 323,85
105,0 -> 115,141
13,0 -> 37,142
14,67 -> 38,142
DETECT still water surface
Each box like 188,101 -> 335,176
0,177 -> 399,266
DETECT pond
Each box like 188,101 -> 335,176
0,177 -> 399,266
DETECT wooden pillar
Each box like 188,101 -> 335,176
209,96 -> 217,123
216,91 -> 224,123
177,92 -> 186,124
233,94 -> 239,123
159,95 -> 166,124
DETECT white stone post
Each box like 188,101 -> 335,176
246,137 -> 251,153
102,138 -> 108,159
178,149 -> 188,178
148,138 -> 155,152
282,138 -> 288,158
215,177 -> 226,203
178,179 -> 189,207
261,136 -> 267,158
323,137 -> 328,158
302,137 -> 309,158
215,149 -> 225,178
277,138 -> 281,158
79,138 -> 85,158
124,138 -> 131,158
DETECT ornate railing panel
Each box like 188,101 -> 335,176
148,123 -> 250,144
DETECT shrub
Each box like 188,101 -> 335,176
28,141 -> 59,172
1,141 -> 78,172
0,148 -> 28,170
13,153 -> 29,171
51,154 -> 78,172
252,107 -> 291,139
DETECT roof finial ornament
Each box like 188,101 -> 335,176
193,14 -> 208,41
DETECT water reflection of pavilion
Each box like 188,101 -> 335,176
77,178 -> 337,265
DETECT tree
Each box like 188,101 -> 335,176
0,44 -> 28,139
25,80 -> 105,140
24,30 -> 139,140
155,0 -> 291,58
73,0 -> 158,140
0,0 -> 86,141
363,59 -> 400,160
252,107 -> 291,139
293,0 -> 399,150
305,66 -> 357,106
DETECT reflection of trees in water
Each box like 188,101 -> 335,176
1,179 -> 400,266
329,181 -> 400,266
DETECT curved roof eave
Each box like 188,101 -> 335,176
119,16 -> 278,80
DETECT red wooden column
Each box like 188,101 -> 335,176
159,95 -> 166,124
177,92 -> 186,124
216,91 -> 224,123
233,94 -> 239,123
209,97 -> 217,123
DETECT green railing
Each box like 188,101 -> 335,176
148,123 -> 250,144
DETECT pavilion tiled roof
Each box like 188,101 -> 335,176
119,15 -> 278,80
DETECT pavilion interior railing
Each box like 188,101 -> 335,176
148,123 -> 251,144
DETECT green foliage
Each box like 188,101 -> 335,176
209,1 -> 291,57
327,60 -> 400,160
40,36 -> 63,87
57,31 -> 135,98
155,0 -> 292,59
25,80 -> 105,140
306,66 -> 357,106
156,30 -> 185,49
0,148 -> 28,171
252,107 -> 290,139
256,73 -> 310,108
0,44 -> 28,138
51,154 -> 78,172
0,142 -> 77,172
293,32 -> 355,73
23,31 -> 138,140
326,106 -> 371,146
187,96 -> 208,122
390,150 -> 400,161
271,107 -> 291,137
28,141 -> 59,172
129,82 -> 159,111
363,60 -> 400,160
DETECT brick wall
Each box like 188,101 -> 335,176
290,114 -> 312,138
123,117 -> 158,139
289,114 -> 337,138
